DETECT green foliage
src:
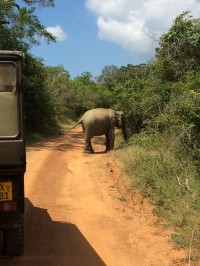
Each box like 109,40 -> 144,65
112,79 -> 144,133
69,71 -> 114,117
110,65 -> 171,136
95,85 -> 113,108
149,71 -> 200,168
44,65 -> 72,120
156,11 -> 200,81
24,54 -> 58,133
0,0 -> 55,51
97,65 -> 119,90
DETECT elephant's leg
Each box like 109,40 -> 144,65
105,133 -> 111,151
82,125 -> 94,153
110,132 -> 115,149
83,138 -> 94,153
105,130 -> 115,151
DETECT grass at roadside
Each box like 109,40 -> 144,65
114,132 -> 200,263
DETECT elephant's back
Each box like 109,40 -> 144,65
82,108 -> 114,136
95,109 -> 113,135
83,108 -> 113,121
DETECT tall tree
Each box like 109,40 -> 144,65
24,54 -> 58,133
156,11 -> 200,81
0,0 -> 55,51
44,65 -> 72,120
97,65 -> 119,90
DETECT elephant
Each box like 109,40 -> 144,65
66,108 -> 127,153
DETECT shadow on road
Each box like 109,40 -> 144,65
26,130 -> 84,152
0,198 -> 106,266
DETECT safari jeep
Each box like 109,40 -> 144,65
0,51 -> 26,256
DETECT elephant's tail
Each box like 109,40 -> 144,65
64,120 -> 82,133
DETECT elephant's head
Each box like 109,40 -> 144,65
115,111 -> 127,141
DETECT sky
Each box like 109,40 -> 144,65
30,0 -> 200,78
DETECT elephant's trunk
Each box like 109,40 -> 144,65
114,111 -> 128,141
122,125 -> 127,141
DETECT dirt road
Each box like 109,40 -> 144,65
0,128 -> 188,266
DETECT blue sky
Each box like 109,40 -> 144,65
30,0 -> 200,79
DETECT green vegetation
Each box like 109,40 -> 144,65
1,2 -> 200,261
115,132 -> 200,261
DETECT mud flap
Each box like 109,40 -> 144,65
0,230 -> 4,255
4,215 -> 24,256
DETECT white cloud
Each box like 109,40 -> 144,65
86,0 -> 200,62
46,25 -> 68,42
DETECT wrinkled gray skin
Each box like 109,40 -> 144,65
66,108 -> 127,153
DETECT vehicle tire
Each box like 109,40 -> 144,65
5,215 -> 24,256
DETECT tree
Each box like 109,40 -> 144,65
44,65 -> 73,120
24,54 -> 58,133
71,72 -> 100,116
0,0 -> 55,51
75,72 -> 96,87
156,11 -> 200,81
97,65 -> 119,90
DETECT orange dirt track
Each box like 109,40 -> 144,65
0,127 -> 189,266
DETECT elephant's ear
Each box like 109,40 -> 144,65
116,111 -> 124,117
115,111 -> 121,118
114,111 -> 119,120
115,111 -> 122,127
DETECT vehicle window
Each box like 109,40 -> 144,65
0,63 -> 19,138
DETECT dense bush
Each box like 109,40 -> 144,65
23,54 -> 58,133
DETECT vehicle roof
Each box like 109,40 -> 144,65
0,50 -> 24,58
